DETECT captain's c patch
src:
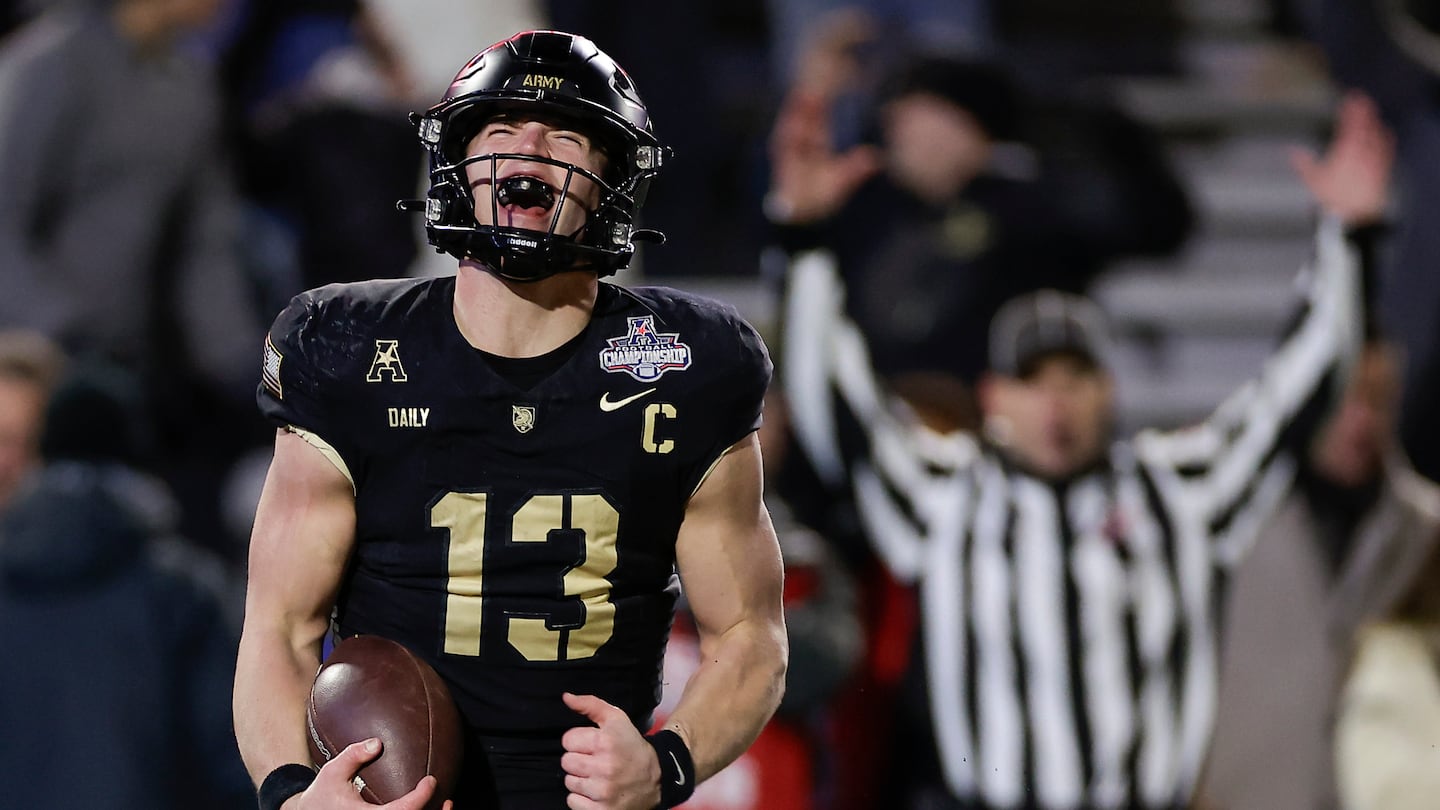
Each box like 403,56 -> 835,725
262,335 -> 283,399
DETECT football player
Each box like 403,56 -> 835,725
233,30 -> 788,810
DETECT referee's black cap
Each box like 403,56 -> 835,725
989,290 -> 1111,378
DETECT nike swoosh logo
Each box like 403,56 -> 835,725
668,751 -> 686,786
599,387 -> 657,412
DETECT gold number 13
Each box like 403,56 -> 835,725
432,491 -> 619,661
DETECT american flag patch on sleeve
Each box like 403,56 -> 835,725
262,334 -> 283,399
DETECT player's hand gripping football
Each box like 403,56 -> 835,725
561,692 -> 664,810
283,739 -> 453,810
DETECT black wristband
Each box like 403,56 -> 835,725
645,729 -> 696,809
257,763 -> 316,810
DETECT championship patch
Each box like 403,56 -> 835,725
262,335 -> 283,399
599,316 -> 693,383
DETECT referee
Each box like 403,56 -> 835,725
780,93 -> 1392,810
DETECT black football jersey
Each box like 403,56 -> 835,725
258,276 -> 771,738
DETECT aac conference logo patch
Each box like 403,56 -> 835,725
599,316 -> 692,383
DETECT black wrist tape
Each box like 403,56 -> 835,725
257,762 -> 317,810
645,729 -> 696,809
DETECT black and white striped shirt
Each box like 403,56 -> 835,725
780,218 -> 1362,809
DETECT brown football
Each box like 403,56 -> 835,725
306,635 -> 463,808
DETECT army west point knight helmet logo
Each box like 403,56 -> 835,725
512,404 -> 537,434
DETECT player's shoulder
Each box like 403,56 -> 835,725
288,276 -> 440,320
274,277 -> 444,339
608,283 -> 769,362
617,283 -> 743,323
268,277 -> 449,373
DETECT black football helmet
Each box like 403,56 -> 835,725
403,30 -> 670,281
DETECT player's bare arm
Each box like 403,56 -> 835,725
559,433 -> 787,809
235,429 -> 354,779
233,429 -> 446,809
666,432 -> 789,776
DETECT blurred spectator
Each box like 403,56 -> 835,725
1333,534 -> 1440,810
778,92 -> 1386,810
1285,0 -> 1440,484
360,0 -> 547,104
1199,340 -> 1440,810
0,363 -> 251,809
767,0 -> 994,88
548,0 -> 775,278
0,330 -> 65,512
769,0 -> 1183,88
991,0 -> 1186,81
765,31 -> 1193,391
218,0 -> 420,297
0,0 -> 268,554
0,0 -> 261,397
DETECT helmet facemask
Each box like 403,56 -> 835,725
404,31 -> 670,282
425,138 -> 647,282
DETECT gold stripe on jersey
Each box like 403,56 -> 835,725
285,425 -> 355,492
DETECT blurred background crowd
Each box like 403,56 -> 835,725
3,0 -> 1440,808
